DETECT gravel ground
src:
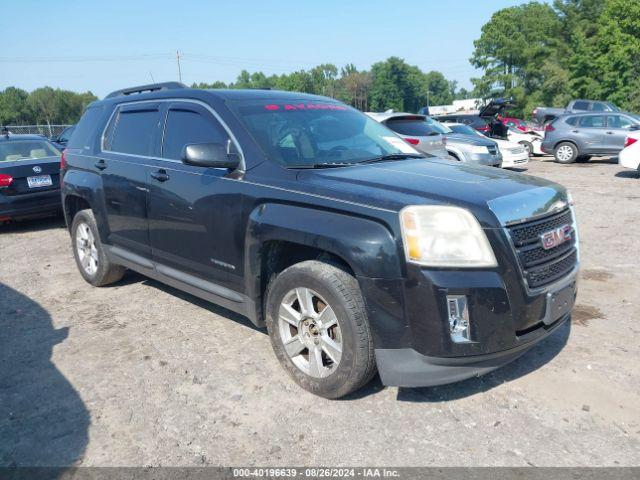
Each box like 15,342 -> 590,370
1,156 -> 639,467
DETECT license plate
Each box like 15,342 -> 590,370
27,175 -> 53,188
544,284 -> 575,324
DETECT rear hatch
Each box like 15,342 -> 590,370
479,98 -> 516,119
0,157 -> 61,197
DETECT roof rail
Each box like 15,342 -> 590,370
105,82 -> 187,99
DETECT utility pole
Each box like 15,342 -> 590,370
176,50 -> 182,83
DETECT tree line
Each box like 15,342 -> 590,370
1,0 -> 637,125
192,58 -> 467,113
471,0 -> 640,117
0,87 -> 97,127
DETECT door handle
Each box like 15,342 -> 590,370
572,130 -> 579,133
606,131 -> 614,135
95,159 -> 107,170
150,169 -> 170,182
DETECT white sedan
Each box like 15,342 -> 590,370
619,130 -> 640,172
444,123 -> 528,168
506,128 -> 545,156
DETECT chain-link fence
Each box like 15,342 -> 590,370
0,125 -> 73,138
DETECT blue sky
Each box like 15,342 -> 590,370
1,0 -> 533,98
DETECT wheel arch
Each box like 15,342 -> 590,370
244,203 -> 402,326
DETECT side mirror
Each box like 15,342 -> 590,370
628,124 -> 640,131
181,141 -> 240,169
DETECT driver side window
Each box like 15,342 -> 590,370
162,105 -> 230,161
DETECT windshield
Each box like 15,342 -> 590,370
0,140 -> 60,162
229,100 -> 420,167
447,124 -> 479,136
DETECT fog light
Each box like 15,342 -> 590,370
446,295 -> 471,343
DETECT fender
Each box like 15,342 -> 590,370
446,146 -> 468,162
61,169 -> 110,243
244,202 -> 402,295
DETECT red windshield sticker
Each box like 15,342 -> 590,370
263,103 -> 348,111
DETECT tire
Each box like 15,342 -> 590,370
265,260 -> 376,399
519,141 -> 533,156
71,209 -> 125,286
554,142 -> 578,164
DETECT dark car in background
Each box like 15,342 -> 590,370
541,112 -> 640,163
0,133 -> 62,222
51,125 -> 76,150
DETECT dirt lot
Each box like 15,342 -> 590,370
1,156 -> 639,467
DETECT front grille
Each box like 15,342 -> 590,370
507,208 -> 577,289
509,147 -> 526,155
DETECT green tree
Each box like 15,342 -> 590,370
0,87 -> 30,125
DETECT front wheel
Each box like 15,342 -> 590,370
71,209 -> 125,286
554,142 -> 578,164
519,141 -> 533,156
265,260 -> 376,398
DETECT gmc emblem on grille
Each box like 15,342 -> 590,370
540,225 -> 573,250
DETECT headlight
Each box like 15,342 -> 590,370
470,146 -> 489,154
400,205 -> 498,267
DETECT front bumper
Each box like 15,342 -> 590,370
467,152 -> 502,166
501,152 -> 529,168
359,254 -> 578,388
0,189 -> 62,219
376,313 -> 568,387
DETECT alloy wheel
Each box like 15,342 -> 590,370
556,145 -> 574,162
278,287 -> 342,378
76,222 -> 99,276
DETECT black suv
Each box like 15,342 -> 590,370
61,83 -> 579,398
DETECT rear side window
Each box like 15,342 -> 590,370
162,106 -> 230,160
565,117 -> 579,126
579,115 -> 605,128
67,107 -> 103,150
385,118 -> 438,137
105,106 -> 160,156
591,102 -> 606,112
573,101 -> 589,110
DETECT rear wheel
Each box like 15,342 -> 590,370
554,142 -> 578,164
71,209 -> 125,286
265,260 -> 376,399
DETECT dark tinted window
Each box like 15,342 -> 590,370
607,115 -> 633,129
565,116 -> 579,126
68,107 -> 103,150
573,101 -> 589,110
108,107 -> 160,156
162,107 -> 229,160
591,102 -> 606,112
386,118 -> 439,136
579,115 -> 605,128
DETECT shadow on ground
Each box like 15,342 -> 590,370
0,215 -> 66,234
0,283 -> 89,468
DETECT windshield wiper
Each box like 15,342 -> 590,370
358,153 -> 424,164
286,162 -> 357,169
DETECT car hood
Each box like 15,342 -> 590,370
445,133 -> 496,147
295,158 -> 568,228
